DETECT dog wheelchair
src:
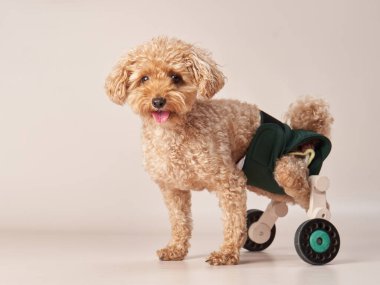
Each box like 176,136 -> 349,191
239,112 -> 340,265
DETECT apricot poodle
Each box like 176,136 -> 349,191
105,37 -> 333,265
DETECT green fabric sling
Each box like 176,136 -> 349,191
242,111 -> 332,195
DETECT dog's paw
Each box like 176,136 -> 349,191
205,250 -> 239,266
156,245 -> 188,261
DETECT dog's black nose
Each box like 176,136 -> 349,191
152,97 -> 166,109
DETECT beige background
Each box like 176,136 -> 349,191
0,0 -> 379,236
1,1 -> 379,284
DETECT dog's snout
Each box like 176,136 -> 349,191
152,97 -> 166,109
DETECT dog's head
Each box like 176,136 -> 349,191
105,37 -> 225,125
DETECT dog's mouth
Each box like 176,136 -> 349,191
151,111 -> 170,124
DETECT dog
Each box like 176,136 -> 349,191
105,37 -> 333,265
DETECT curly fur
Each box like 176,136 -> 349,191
105,37 -> 334,265
285,96 -> 334,138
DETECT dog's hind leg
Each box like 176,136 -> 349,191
206,169 -> 247,265
157,188 -> 192,261
274,155 -> 311,209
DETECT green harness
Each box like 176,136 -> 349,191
242,111 -> 332,195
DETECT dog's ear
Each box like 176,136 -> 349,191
187,46 -> 225,99
105,55 -> 134,105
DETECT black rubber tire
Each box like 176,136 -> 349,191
243,209 -> 276,252
294,218 -> 340,265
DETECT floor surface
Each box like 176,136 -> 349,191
0,212 -> 378,285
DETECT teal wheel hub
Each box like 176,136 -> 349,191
309,230 -> 330,253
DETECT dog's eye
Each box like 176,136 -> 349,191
171,74 -> 183,84
141,76 -> 149,83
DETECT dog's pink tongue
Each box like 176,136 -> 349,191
152,111 -> 170,123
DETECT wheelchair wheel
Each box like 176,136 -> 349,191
294,218 -> 340,265
243,209 -> 276,252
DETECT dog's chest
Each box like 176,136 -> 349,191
142,128 -> 214,190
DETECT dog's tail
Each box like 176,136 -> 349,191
285,96 -> 334,138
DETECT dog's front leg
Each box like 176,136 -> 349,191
157,187 -> 192,261
206,171 -> 247,265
